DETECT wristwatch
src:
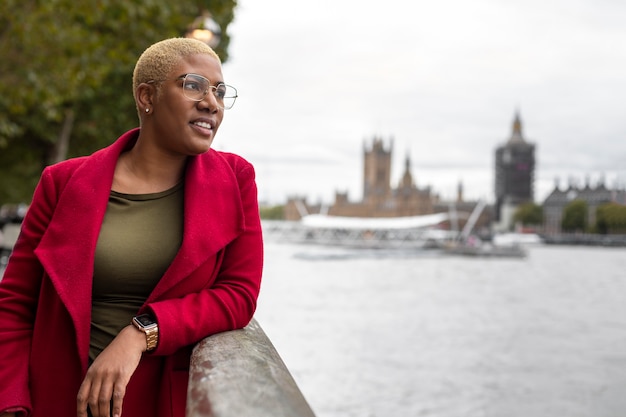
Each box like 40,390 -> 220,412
132,314 -> 159,352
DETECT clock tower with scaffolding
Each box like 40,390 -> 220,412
494,111 -> 536,230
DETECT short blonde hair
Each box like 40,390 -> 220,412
132,37 -> 221,96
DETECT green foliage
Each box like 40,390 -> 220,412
561,199 -> 588,233
596,203 -> 626,234
260,205 -> 285,220
513,202 -> 543,226
0,0 -> 237,205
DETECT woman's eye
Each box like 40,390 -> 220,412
215,85 -> 227,99
184,81 -> 203,92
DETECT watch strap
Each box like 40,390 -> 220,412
132,315 -> 159,351
143,326 -> 158,351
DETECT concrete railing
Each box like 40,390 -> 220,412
187,318 -> 316,417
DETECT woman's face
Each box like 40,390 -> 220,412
150,53 -> 226,156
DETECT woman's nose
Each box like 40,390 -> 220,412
199,89 -> 220,111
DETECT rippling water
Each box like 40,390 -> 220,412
254,242 -> 626,417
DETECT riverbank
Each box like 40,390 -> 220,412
542,233 -> 626,247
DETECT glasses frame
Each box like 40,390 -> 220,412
148,73 -> 238,110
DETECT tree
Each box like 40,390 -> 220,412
0,0 -> 237,205
260,205 -> 285,220
561,199 -> 588,233
596,203 -> 626,234
513,202 -> 543,227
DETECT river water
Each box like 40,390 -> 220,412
254,240 -> 626,417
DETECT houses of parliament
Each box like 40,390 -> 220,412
284,112 -> 625,234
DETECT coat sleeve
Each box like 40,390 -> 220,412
0,168 -> 59,415
147,160 -> 264,356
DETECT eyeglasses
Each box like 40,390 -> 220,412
177,73 -> 238,110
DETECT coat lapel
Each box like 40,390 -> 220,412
34,130 -> 138,362
145,150 -> 245,304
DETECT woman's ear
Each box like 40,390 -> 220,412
136,83 -> 156,112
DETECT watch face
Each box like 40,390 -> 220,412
135,314 -> 155,327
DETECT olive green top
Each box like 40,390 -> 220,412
90,182 -> 184,361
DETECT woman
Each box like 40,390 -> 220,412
0,38 -> 263,417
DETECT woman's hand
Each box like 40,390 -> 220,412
77,325 -> 147,417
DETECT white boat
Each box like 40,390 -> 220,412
442,201 -> 530,258
263,212 -> 452,249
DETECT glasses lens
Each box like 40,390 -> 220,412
217,84 -> 238,110
182,74 -> 209,101
181,74 -> 238,109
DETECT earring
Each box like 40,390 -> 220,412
145,108 -> 150,113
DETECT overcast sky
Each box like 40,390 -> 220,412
217,0 -> 626,206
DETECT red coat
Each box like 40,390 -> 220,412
0,129 -> 264,417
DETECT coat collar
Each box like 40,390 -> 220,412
35,128 -> 244,362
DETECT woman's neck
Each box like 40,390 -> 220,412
112,145 -> 186,194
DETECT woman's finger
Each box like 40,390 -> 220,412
76,377 -> 93,417
111,384 -> 127,417
94,380 -> 113,417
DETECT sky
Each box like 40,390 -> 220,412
216,0 -> 626,206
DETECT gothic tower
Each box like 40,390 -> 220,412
494,111 -> 536,222
363,137 -> 392,207
399,154 -> 414,190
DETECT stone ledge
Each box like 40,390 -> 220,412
187,318 -> 316,417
